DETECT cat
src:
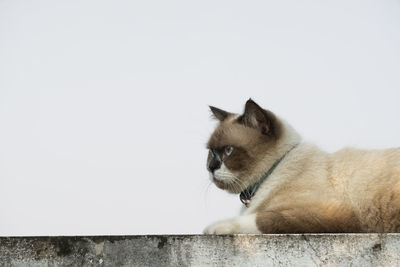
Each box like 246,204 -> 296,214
204,99 -> 400,234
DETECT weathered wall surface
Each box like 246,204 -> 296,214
0,234 -> 398,266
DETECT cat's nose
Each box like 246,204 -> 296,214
209,158 -> 221,173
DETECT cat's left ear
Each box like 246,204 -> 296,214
239,99 -> 276,135
209,106 -> 231,121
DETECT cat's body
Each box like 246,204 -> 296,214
204,99 -> 400,234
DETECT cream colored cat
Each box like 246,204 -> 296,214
204,99 -> 400,234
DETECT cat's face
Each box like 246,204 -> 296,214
206,99 -> 282,193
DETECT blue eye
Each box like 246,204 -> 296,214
225,146 -> 233,156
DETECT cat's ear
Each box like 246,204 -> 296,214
238,99 -> 275,135
209,106 -> 231,121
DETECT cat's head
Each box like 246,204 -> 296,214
206,99 -> 299,193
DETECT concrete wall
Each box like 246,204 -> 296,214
0,234 -> 399,266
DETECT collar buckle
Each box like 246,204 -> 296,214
239,191 -> 252,207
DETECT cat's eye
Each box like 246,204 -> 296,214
225,146 -> 233,156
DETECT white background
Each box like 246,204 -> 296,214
1,0 -> 399,235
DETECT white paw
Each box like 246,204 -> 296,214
203,220 -> 237,235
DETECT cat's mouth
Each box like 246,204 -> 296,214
209,173 -> 227,188
209,172 -> 242,193
212,176 -> 241,193
213,176 -> 227,189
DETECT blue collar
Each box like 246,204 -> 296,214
239,144 -> 299,207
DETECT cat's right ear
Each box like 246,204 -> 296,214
238,99 -> 278,136
209,106 -> 231,122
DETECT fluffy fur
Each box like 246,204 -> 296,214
204,99 -> 400,234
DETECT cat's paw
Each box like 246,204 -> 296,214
203,220 -> 237,235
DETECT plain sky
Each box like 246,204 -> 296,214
1,0 -> 400,235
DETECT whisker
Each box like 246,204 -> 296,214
202,180 -> 214,210
233,177 -> 246,191
215,173 -> 235,179
231,178 -> 244,192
